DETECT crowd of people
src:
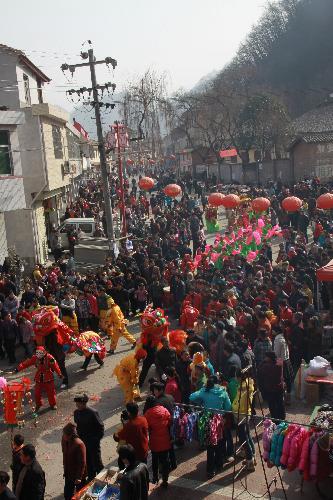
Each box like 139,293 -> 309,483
0,170 -> 332,499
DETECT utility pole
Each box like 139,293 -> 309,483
61,44 -> 117,254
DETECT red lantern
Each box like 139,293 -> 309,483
164,184 -> 182,198
281,196 -> 302,212
221,194 -> 240,209
252,197 -> 271,213
316,193 -> 333,210
138,176 -> 155,191
208,192 -> 225,207
3,378 -> 31,425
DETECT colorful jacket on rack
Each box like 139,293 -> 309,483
280,424 -> 299,467
269,422 -> 288,466
287,427 -> 307,472
262,419 -> 276,462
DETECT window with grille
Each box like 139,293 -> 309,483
23,74 -> 31,105
0,131 -> 12,175
52,125 -> 63,159
66,129 -> 80,159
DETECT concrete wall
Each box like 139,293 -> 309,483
5,209 -> 35,264
0,51 -> 20,109
293,142 -> 333,181
4,203 -> 48,267
0,213 -> 8,265
17,108 -> 46,205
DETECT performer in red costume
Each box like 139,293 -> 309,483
16,346 -> 62,411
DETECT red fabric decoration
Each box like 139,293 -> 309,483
281,196 -> 302,212
138,177 -> 155,191
208,192 -> 225,207
252,197 -> 271,212
221,194 -> 241,209
316,193 -> 333,210
164,184 -> 182,198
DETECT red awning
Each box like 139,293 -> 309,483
317,259 -> 333,281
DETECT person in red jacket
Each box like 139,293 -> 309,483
164,366 -> 182,403
16,346 -> 62,411
113,402 -> 149,463
144,395 -> 171,488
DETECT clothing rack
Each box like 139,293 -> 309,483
174,402 -> 333,432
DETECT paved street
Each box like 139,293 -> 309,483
0,213 -> 321,499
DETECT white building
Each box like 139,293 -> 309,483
0,44 -> 89,268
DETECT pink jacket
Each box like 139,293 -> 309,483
280,424 -> 299,467
263,419 -> 276,461
310,439 -> 319,478
288,428 -> 307,472
298,430 -> 312,480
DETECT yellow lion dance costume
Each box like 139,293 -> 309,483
105,298 -> 136,353
113,348 -> 147,403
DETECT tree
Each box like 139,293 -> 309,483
121,69 -> 170,158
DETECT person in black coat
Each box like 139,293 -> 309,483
73,393 -> 104,480
15,444 -> 45,500
11,434 -> 24,492
0,471 -> 16,499
175,350 -> 191,403
118,445 -> 149,500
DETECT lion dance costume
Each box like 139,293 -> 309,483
16,346 -> 62,410
105,298 -> 136,353
113,348 -> 147,403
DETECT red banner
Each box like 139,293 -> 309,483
219,148 -> 237,158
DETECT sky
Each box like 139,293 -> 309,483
1,0 -> 266,113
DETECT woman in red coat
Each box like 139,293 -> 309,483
144,396 -> 171,488
164,367 -> 182,403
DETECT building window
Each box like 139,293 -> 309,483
23,74 -> 31,105
0,131 -> 12,175
52,125 -> 63,159
66,129 -> 80,159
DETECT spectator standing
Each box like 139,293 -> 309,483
2,312 -> 18,364
61,422 -> 87,500
117,445 -> 149,500
11,434 -> 24,493
15,444 -> 45,500
0,471 -> 16,500
4,291 -> 19,319
144,396 -> 171,488
18,317 -> 34,358
113,402 -> 149,464
73,393 -> 104,480
257,351 -> 286,421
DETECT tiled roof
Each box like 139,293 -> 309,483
0,43 -> 50,82
292,101 -> 333,134
301,132 -> 333,143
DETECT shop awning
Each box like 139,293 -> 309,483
317,259 -> 333,281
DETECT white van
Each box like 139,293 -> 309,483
59,218 -> 96,249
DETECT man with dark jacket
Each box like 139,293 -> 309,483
175,350 -> 191,403
62,422 -> 87,500
73,393 -> 104,480
11,433 -> 24,492
1,312 -> 18,364
155,337 -> 176,378
0,471 -> 16,499
118,445 -> 149,500
220,341 -> 241,381
15,444 -> 45,500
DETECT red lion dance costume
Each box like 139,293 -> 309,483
16,346 -> 62,410
31,307 -> 105,386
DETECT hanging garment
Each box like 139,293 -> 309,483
198,412 -> 212,447
262,419 -> 276,462
280,424 -> 300,467
269,422 -> 288,466
209,413 -> 224,446
287,427 -> 307,472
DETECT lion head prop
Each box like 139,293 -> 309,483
140,307 -> 169,348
